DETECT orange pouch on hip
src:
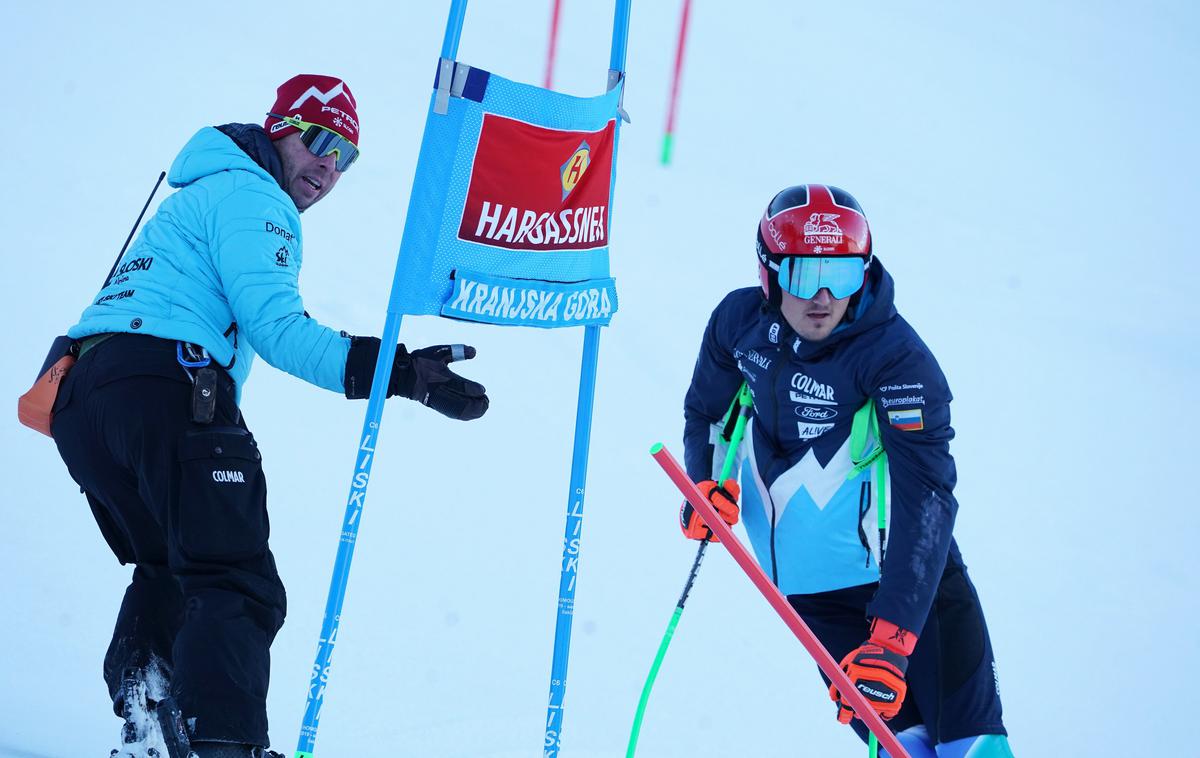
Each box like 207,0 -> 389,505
17,335 -> 78,438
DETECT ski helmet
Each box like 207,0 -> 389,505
756,184 -> 873,307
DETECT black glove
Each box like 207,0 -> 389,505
344,337 -> 489,420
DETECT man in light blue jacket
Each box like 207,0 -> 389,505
52,75 -> 488,758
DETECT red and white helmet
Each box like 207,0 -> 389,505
756,184 -> 872,307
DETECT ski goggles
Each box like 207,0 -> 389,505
777,255 -> 868,299
270,113 -> 360,172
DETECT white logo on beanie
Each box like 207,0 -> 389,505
289,81 -> 347,110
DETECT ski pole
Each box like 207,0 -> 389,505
649,443 -> 912,758
869,455 -> 886,758
626,383 -> 752,757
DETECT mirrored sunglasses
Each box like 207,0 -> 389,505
777,255 -> 868,300
270,113 -> 360,172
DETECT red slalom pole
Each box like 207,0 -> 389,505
544,0 -> 564,89
660,0 -> 692,165
649,443 -> 912,758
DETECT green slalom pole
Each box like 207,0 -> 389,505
659,132 -> 674,165
626,384 -> 753,757
869,417 -> 887,758
857,399 -> 886,758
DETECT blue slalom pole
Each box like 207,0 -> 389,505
293,3 -> 469,757
440,0 -> 468,63
609,0 -> 632,74
542,4 -> 632,756
543,324 -> 601,757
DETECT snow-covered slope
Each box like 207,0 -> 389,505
2,2 -> 1196,756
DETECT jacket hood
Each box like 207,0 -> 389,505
168,125 -> 286,192
215,123 -> 286,186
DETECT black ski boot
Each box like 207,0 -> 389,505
108,668 -> 193,758
109,668 -> 158,758
154,695 -> 195,758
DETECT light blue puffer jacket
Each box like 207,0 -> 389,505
69,126 -> 350,394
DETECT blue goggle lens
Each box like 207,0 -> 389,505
777,256 -> 867,299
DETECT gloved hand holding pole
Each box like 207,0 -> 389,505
649,442 -> 912,758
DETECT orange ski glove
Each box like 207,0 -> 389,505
830,618 -> 918,724
679,479 -> 740,541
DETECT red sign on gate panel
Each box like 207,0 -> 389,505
458,113 -> 616,252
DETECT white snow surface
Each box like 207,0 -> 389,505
3,2 -> 1197,757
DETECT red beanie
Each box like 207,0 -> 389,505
265,74 -> 360,146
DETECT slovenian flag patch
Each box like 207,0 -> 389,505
887,408 -> 924,431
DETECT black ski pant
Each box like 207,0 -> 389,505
50,333 -> 286,746
788,554 -> 1007,746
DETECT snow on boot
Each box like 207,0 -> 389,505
109,665 -> 191,758
110,668 -> 165,758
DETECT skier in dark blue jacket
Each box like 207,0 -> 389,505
682,185 -> 1013,757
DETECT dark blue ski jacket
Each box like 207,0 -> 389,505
683,258 -> 961,635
